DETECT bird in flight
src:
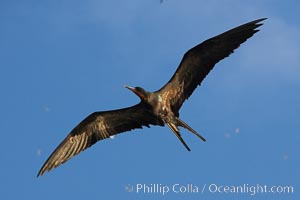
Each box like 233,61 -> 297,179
37,18 -> 266,176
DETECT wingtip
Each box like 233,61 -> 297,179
36,169 -> 45,177
241,18 -> 267,34
257,17 -> 268,22
253,18 -> 267,27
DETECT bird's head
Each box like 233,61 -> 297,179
124,85 -> 149,101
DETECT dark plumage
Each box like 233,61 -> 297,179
37,18 -> 266,176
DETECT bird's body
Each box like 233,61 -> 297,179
38,18 -> 266,176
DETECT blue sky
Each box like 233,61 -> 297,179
1,0 -> 299,199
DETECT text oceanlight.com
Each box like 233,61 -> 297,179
124,183 -> 294,196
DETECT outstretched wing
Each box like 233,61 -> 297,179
157,18 -> 266,112
37,102 -> 163,176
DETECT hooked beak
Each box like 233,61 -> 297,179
124,85 -> 135,92
124,85 -> 145,100
124,84 -> 139,96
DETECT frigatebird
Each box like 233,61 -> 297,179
37,18 -> 266,176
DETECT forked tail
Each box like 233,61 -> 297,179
176,118 -> 206,142
166,122 -> 191,151
166,118 -> 206,151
